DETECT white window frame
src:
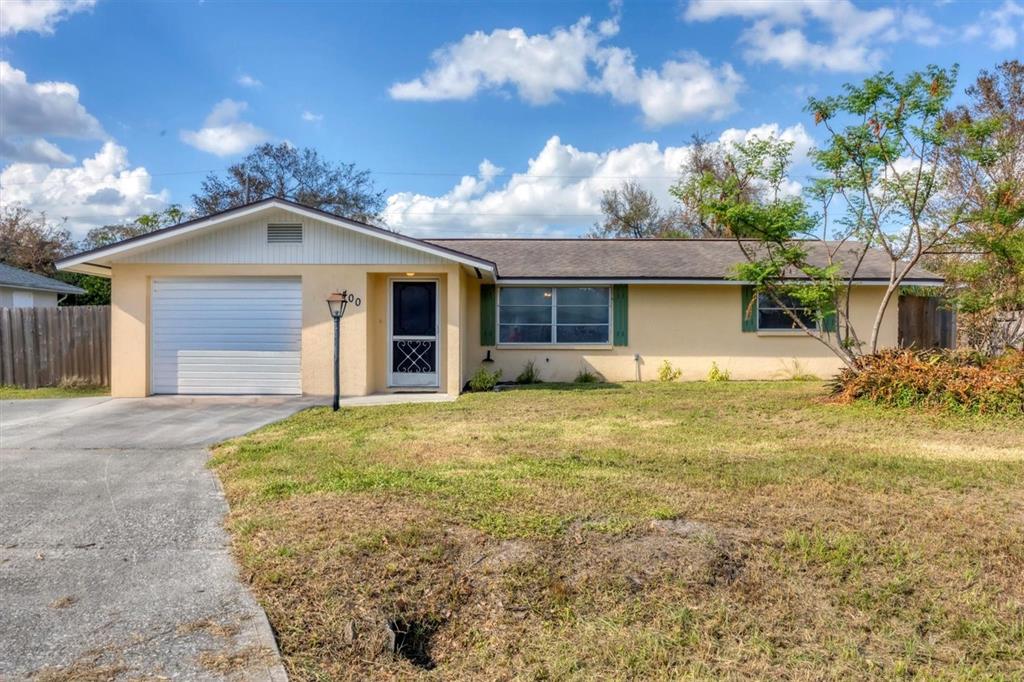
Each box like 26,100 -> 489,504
497,286 -> 611,346
756,292 -> 819,332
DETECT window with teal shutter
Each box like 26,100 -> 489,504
740,285 -> 756,332
823,309 -> 837,333
480,284 -> 496,346
613,284 -> 628,346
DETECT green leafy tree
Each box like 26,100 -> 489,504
192,143 -> 385,222
799,65 -> 968,362
686,66 -> 975,370
933,60 -> 1024,352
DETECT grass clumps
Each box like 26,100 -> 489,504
211,382 -> 1024,680
515,359 -> 542,384
831,349 -> 1024,414
574,368 -> 600,383
467,367 -> 501,392
0,383 -> 108,399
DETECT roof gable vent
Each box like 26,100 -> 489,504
268,223 -> 303,244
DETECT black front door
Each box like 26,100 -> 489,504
390,281 -> 438,386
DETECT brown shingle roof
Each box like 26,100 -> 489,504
427,239 -> 942,282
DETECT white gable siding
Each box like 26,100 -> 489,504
114,208 -> 447,265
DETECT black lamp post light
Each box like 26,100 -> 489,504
326,290 -> 361,411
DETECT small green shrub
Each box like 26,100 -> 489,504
468,367 -> 502,392
830,349 -> 1024,415
516,359 -> 542,384
707,362 -> 731,382
657,360 -> 681,382
574,368 -> 599,384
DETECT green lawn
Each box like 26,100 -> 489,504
0,384 -> 109,400
211,382 -> 1024,681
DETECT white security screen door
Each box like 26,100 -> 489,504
151,277 -> 302,395
389,280 -> 438,388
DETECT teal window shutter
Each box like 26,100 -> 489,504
613,284 -> 628,346
480,284 -> 496,346
823,308 -> 837,333
741,285 -> 757,332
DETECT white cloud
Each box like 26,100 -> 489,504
384,123 -> 812,236
965,1 -> 1024,49
0,141 -> 169,234
683,0 -> 942,72
389,17 -> 602,104
389,13 -> 742,125
180,99 -> 269,156
597,48 -> 742,124
237,73 -> 262,88
0,61 -> 104,139
301,110 -> 324,123
0,0 -> 95,36
0,137 -> 75,165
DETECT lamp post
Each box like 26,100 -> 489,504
326,290 -> 360,411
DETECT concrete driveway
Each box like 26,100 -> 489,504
0,396 -> 316,680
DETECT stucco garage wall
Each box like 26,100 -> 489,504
109,263 -> 462,398
462,283 -> 898,383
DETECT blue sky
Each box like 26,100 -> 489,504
1,0 -> 1021,239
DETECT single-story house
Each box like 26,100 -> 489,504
0,263 -> 85,308
56,198 -> 942,398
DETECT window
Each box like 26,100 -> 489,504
267,224 -> 302,243
757,293 -> 818,331
498,287 -> 610,344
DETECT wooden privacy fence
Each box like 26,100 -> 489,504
899,295 -> 956,350
0,306 -> 110,388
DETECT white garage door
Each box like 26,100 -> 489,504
151,278 -> 302,395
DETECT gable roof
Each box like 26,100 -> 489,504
0,263 -> 85,295
56,198 -> 497,276
427,238 -> 943,284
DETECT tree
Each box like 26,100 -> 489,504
588,181 -> 686,238
192,143 -> 385,222
80,205 -> 187,250
0,206 -> 75,275
689,66 -> 974,370
933,60 -> 1024,352
60,206 -> 189,305
669,133 -> 763,237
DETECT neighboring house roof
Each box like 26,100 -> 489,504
427,238 -> 943,284
56,197 -> 497,276
0,263 -> 85,295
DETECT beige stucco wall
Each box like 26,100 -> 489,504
461,283 -> 899,383
108,261 -> 899,398
109,263 -> 463,398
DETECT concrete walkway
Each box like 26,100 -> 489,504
0,396 -> 324,680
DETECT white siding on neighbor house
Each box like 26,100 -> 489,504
150,277 -> 302,395
0,287 -> 57,308
116,208 -> 448,265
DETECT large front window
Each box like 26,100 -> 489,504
498,287 -> 610,344
757,293 -> 819,331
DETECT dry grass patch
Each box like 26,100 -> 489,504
212,382 -> 1024,680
